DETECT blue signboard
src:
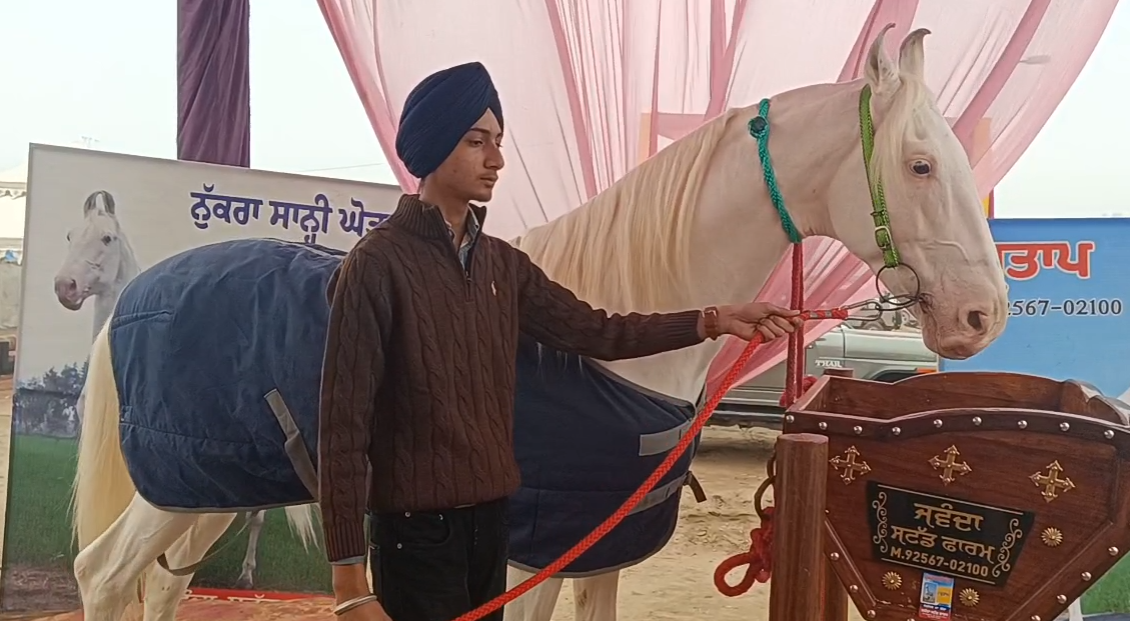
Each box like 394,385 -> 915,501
941,218 -> 1130,400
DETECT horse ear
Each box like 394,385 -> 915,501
102,192 -> 116,215
83,191 -> 115,216
864,23 -> 901,96
898,28 -> 930,79
83,192 -> 99,215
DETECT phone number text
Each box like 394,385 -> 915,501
1008,298 -> 1123,317
888,546 -> 991,579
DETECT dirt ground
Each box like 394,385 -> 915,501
537,427 -> 867,621
11,424 -> 872,621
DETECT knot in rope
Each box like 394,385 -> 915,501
713,506 -> 775,597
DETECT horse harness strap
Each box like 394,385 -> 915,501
155,513 -> 255,578
155,390 -> 320,578
747,83 -> 902,268
857,84 -> 900,269
747,101 -> 802,245
746,84 -> 910,407
264,389 -> 322,496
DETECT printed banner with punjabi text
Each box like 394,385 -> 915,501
942,218 -> 1126,397
941,217 -> 1130,613
2,144 -> 403,612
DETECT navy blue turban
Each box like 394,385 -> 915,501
395,61 -> 505,179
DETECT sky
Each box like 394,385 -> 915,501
2,1 -> 1128,217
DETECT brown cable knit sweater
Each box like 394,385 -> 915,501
317,194 -> 705,562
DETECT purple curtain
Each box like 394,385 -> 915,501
177,0 -> 250,167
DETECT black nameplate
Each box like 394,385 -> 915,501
867,481 -> 1036,586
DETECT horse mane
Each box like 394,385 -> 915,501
511,75 -> 929,314
869,72 -> 932,199
511,108 -> 742,313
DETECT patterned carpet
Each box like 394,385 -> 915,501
22,597 -> 336,620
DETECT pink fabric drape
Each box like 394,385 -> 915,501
318,0 -> 1118,396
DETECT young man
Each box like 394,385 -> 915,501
319,61 -> 801,621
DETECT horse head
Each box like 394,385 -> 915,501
54,190 -> 131,311
824,26 -> 1009,359
700,25 -> 1008,361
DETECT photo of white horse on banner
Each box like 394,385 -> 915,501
51,189 -> 309,590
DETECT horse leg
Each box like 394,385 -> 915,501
236,510 -> 266,589
142,512 -> 238,621
503,566 -> 564,621
573,572 -> 619,621
74,492 -> 197,621
75,383 -> 86,426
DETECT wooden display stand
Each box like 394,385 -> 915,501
767,370 -> 1130,621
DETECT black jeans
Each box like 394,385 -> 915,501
370,498 -> 509,621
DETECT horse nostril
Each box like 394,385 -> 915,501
966,310 -> 985,333
55,278 -> 78,298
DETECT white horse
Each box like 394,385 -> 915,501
505,27 -> 1007,621
51,189 -> 310,591
69,28 -> 1008,621
53,190 -> 140,473
54,190 -> 141,342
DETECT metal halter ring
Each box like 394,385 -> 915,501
838,262 -> 922,322
874,261 -> 923,310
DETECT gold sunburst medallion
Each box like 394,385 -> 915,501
959,588 -> 980,607
881,571 -> 902,590
1041,527 -> 1064,547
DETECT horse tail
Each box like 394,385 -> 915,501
71,318 -> 135,551
283,504 -> 320,550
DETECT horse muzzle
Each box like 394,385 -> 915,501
54,276 -> 88,311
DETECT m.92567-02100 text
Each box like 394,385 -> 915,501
1008,298 -> 1123,317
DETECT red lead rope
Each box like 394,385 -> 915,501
713,505 -> 775,596
715,242 -> 813,599
450,291 -> 845,620
783,242 -> 807,408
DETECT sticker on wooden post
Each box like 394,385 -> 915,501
918,572 -> 955,620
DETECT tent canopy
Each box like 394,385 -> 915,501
0,160 -> 26,248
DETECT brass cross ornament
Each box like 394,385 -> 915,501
1030,460 -> 1075,503
928,445 -> 972,485
830,446 -> 871,485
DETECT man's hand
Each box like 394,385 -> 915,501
718,302 -> 803,342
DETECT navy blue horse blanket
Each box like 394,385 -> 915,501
111,239 -> 343,511
509,337 -> 701,575
111,238 -> 702,573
